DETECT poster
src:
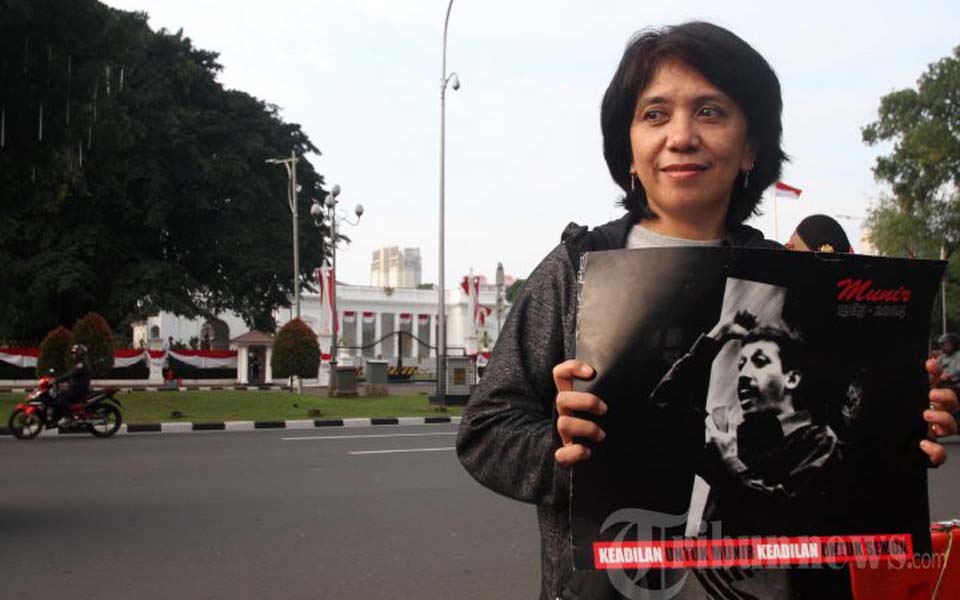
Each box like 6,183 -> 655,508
571,247 -> 944,587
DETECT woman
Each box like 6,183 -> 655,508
785,214 -> 853,253
456,22 -> 957,600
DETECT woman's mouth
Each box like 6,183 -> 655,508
661,163 -> 708,179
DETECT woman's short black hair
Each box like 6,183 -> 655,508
601,21 -> 787,227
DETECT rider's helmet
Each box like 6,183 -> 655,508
939,333 -> 959,348
69,344 -> 88,362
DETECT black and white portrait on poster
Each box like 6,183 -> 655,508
570,246 -> 944,597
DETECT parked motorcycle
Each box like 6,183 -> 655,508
7,375 -> 123,439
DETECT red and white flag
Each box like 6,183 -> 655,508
417,314 -> 430,326
461,272 -> 492,332
476,305 -> 493,328
774,181 -> 802,201
362,311 -> 376,325
343,310 -> 356,325
314,266 -> 337,337
399,313 -> 412,327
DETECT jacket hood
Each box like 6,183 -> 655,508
562,213 -> 780,255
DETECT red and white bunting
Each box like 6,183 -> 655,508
343,310 -> 356,324
113,349 -> 147,368
0,348 -> 39,368
399,313 -> 412,326
147,350 -> 166,367
0,348 -> 238,370
362,311 -> 376,325
774,181 -> 802,200
167,349 -> 237,369
417,314 -> 430,326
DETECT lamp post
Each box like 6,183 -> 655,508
311,185 -> 363,395
266,150 -> 301,319
437,0 -> 460,402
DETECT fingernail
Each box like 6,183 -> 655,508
583,447 -> 592,459
599,401 -> 608,414
920,440 -> 934,451
598,429 -> 606,442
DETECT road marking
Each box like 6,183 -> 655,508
282,432 -> 457,442
349,446 -> 455,455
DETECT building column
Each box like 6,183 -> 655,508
394,312 -> 402,358
238,347 -> 248,384
410,312 -> 420,363
374,312 -> 382,358
355,314 -> 362,358
265,347 -> 273,382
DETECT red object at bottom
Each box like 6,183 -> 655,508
850,524 -> 959,600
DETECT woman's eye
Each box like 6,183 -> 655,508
643,109 -> 666,122
699,106 -> 724,119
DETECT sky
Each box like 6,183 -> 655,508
104,0 -> 960,286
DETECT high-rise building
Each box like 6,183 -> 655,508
371,246 -> 421,287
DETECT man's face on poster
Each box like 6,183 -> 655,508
737,339 -> 800,416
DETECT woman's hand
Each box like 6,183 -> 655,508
553,360 -> 607,466
922,358 -> 959,466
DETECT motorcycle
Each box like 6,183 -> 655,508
7,375 -> 124,439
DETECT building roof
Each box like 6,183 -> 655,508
230,330 -> 274,345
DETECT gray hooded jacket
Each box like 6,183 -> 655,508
456,213 -> 781,599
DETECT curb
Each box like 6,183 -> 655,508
0,416 -> 461,438
0,385 -> 288,394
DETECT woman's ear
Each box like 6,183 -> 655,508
741,138 -> 758,172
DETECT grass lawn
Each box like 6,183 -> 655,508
0,390 -> 461,424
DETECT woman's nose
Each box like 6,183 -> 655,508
666,114 -> 699,152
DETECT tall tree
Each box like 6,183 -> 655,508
862,45 -> 960,329
0,0 -> 331,340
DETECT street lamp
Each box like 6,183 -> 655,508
437,0 -> 460,402
311,184 -> 363,394
266,150 -> 301,319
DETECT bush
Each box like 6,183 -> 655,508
37,326 -> 72,377
71,312 -> 115,377
271,318 -> 320,379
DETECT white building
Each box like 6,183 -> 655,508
370,246 -> 421,287
131,279 -> 509,384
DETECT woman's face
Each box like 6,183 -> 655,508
630,59 -> 755,232
785,231 -> 811,251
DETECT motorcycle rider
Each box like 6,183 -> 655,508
55,344 -> 91,425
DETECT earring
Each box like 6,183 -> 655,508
630,172 -> 637,192
742,169 -> 751,190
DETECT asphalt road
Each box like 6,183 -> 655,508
0,425 -> 539,600
0,428 -> 957,600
